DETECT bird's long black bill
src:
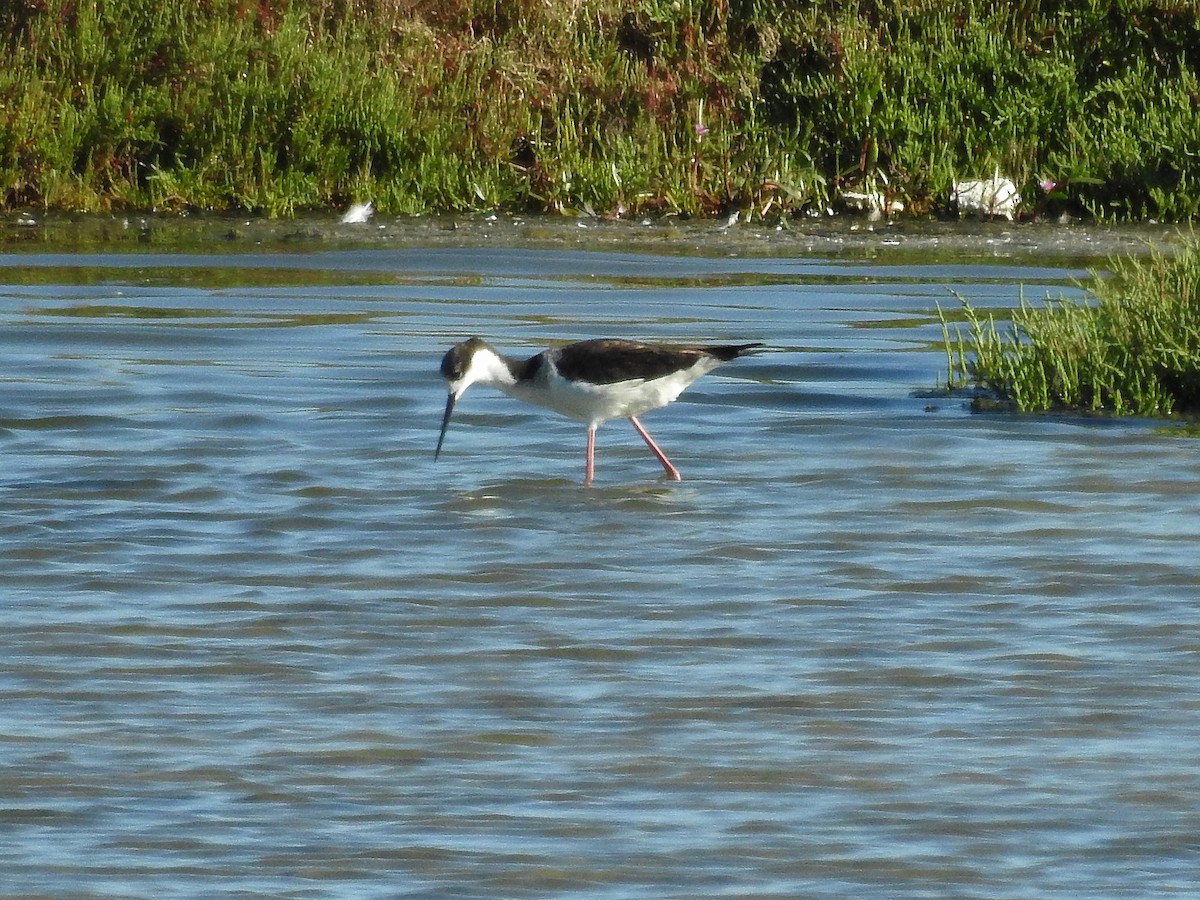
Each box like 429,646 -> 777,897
434,393 -> 456,460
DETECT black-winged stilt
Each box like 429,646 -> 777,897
434,337 -> 762,485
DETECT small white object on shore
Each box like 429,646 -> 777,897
952,171 -> 1020,220
340,201 -> 374,224
841,190 -> 904,220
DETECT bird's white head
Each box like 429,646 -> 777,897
434,337 -> 510,460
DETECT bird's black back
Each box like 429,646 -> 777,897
546,339 -> 761,385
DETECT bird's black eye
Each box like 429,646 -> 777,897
443,341 -> 481,381
440,347 -> 464,381
442,338 -> 487,381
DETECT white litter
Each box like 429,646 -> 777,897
953,170 -> 1020,220
339,201 -> 374,224
841,190 -> 904,220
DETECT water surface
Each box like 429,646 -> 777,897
2,231 -> 1198,897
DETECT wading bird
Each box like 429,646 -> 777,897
435,337 -> 762,485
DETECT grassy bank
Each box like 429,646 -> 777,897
3,1 -> 1199,218
942,240 -> 1200,416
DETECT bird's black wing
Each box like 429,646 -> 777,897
550,339 -> 708,385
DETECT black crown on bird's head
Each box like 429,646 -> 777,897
440,337 -> 488,382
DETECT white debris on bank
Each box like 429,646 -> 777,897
340,201 -> 374,224
952,171 -> 1021,220
840,190 -> 904,220
837,170 -> 904,220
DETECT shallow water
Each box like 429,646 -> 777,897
2,230 -> 1199,897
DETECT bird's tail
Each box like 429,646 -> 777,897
705,342 -> 765,361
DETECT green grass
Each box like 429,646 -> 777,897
941,240 -> 1200,416
2,0 -> 1199,218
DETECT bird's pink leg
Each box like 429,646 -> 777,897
628,416 -> 682,481
584,425 -> 596,486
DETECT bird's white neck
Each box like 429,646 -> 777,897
455,345 -> 519,394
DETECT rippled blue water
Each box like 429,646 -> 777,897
2,238 -> 1199,897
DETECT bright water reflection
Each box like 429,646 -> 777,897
2,243 -> 1199,897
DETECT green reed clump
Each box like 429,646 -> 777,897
942,241 -> 1200,416
2,0 -> 1199,217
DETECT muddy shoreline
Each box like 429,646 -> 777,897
1,210 -> 1190,267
